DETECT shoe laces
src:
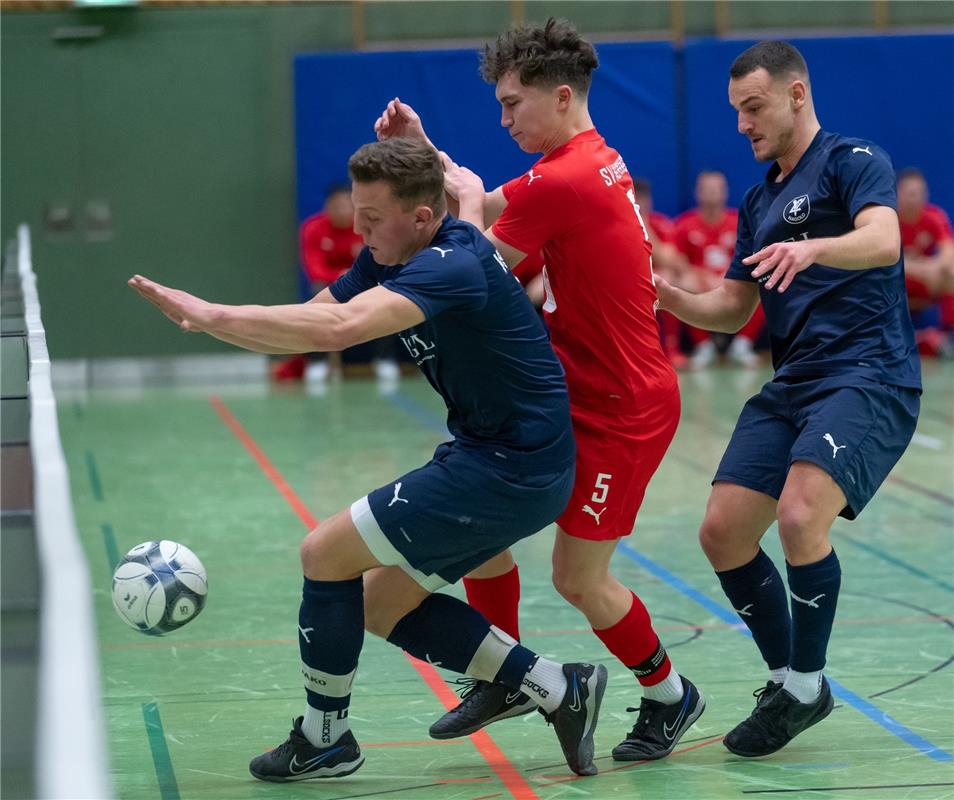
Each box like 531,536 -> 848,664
450,677 -> 486,705
753,681 -> 782,708
623,698 -> 664,741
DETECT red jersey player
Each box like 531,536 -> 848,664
897,167 -> 954,356
375,18 -> 704,761
674,171 -> 763,368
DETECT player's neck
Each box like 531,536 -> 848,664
540,109 -> 594,156
775,119 -> 821,180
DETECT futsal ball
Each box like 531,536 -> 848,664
111,540 -> 208,635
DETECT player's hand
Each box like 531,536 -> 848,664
652,272 -> 677,312
374,98 -> 430,144
128,275 -> 219,333
439,152 -> 484,202
744,239 -> 819,293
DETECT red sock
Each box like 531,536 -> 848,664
463,565 -> 521,640
593,592 -> 672,686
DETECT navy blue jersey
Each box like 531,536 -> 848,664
726,130 -> 921,390
330,216 -> 575,471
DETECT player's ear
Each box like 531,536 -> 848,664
556,84 -> 573,110
790,79 -> 808,110
414,205 -> 434,228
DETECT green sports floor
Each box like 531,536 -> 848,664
59,361 -> 954,800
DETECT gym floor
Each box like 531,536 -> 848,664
60,360 -> 954,800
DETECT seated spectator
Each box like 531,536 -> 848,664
633,177 -> 690,368
673,170 -> 764,369
897,167 -> 954,357
273,183 -> 401,383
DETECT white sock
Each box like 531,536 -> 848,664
301,706 -> 350,748
642,668 -> 685,704
770,667 -> 790,685
782,669 -> 823,704
520,657 -> 567,714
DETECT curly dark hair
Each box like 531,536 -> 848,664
348,139 -> 446,214
480,17 -> 599,95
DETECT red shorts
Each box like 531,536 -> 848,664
557,384 -> 681,541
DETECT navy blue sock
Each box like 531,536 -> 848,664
299,577 -> 364,711
787,549 -> 841,672
387,593 -> 536,688
717,549 -> 791,670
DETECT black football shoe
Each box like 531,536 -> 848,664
249,717 -> 364,782
611,676 -> 706,761
429,678 -> 535,740
541,662 -> 608,776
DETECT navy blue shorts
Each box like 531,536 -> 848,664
714,376 -> 920,519
350,441 -> 575,590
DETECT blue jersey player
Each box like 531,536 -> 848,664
129,138 -> 608,779
655,41 -> 920,757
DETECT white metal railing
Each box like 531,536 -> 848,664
18,225 -> 113,799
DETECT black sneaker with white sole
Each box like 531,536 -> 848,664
723,676 -> 833,757
429,678 -> 535,740
541,662 -> 608,777
611,676 -> 706,761
249,717 -> 365,782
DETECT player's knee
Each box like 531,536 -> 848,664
698,510 -> 733,560
776,494 -> 817,540
551,566 -> 600,610
299,523 -> 332,575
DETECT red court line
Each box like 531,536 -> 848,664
208,395 -> 540,800
209,395 -> 318,529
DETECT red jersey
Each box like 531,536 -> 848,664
900,204 -> 953,301
492,129 -> 675,410
673,208 -> 739,275
300,211 -> 363,284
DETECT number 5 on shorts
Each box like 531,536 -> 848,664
591,472 -> 612,504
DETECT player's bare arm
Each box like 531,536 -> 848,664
655,273 -> 760,333
745,205 -> 901,293
374,97 -> 435,149
483,230 -> 528,269
306,286 -> 340,304
129,276 -> 424,353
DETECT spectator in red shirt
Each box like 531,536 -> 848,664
674,171 -> 764,368
897,167 -> 954,357
274,184 -> 401,382
633,177 -> 690,368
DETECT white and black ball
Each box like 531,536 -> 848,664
111,540 -> 208,635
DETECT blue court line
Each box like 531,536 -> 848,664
835,532 -> 954,593
84,449 -> 103,501
101,522 -> 120,573
142,701 -> 181,800
616,541 -> 954,763
387,391 -> 449,435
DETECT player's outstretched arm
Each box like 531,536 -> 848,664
655,273 -> 760,334
129,276 -> 424,353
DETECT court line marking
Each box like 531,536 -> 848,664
84,449 -> 104,501
208,395 -> 540,800
102,522 -> 120,573
911,432 -> 943,450
142,701 -> 181,800
835,533 -> 954,593
616,541 -> 954,763
742,781 -> 954,794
